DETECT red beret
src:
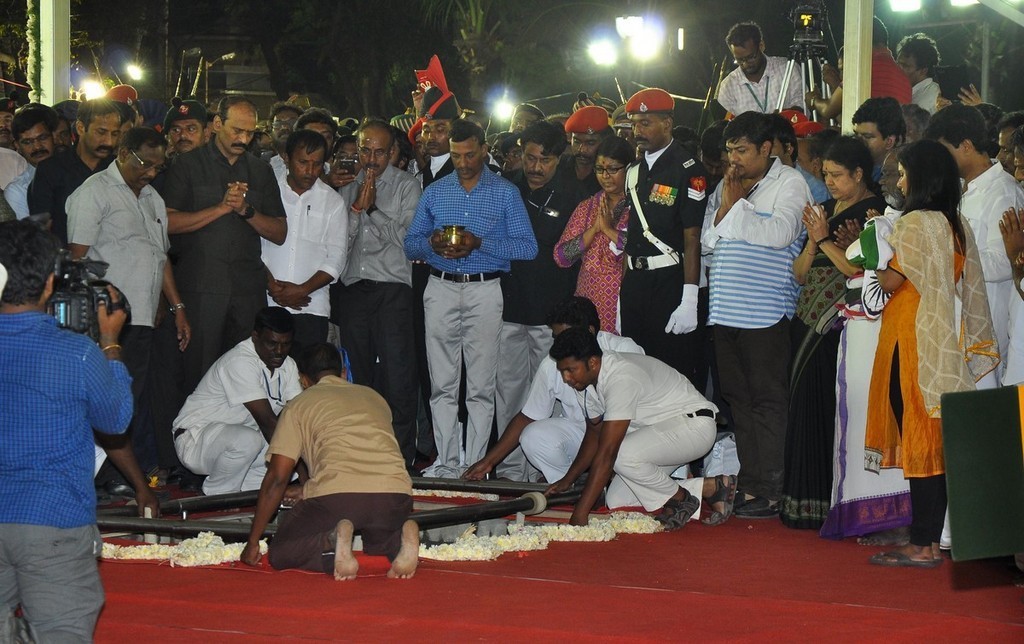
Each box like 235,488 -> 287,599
793,121 -> 825,138
408,116 -> 425,146
625,88 -> 673,115
564,106 -> 610,135
106,84 -> 138,106
779,109 -> 808,124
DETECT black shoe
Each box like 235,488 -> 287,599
103,481 -> 135,498
733,496 -> 779,519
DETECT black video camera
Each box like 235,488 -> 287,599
47,251 -> 131,341
792,1 -> 826,46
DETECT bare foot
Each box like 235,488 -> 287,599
333,519 -> 359,581
857,526 -> 910,547
387,520 -> 420,579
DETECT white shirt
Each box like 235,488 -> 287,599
961,161 -> 1024,364
173,338 -> 302,432
262,175 -> 349,318
0,147 -> 27,190
577,351 -> 715,430
5,165 -> 34,220
522,331 -> 643,425
66,162 -> 169,326
270,155 -> 286,183
717,56 -> 804,116
702,157 -> 810,251
429,153 -> 450,177
911,78 -> 941,115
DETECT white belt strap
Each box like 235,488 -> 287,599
626,164 -> 679,262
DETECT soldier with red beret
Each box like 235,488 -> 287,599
619,88 -> 711,393
563,105 -> 613,194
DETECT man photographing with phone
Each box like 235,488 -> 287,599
0,220 -> 134,641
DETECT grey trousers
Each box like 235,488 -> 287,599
423,276 -> 503,470
494,322 -> 551,481
0,523 -> 104,643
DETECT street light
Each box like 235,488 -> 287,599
126,64 -> 143,81
588,39 -> 619,66
889,0 -> 922,10
627,22 -> 664,62
615,16 -> 644,39
493,98 -> 515,122
80,80 -> 105,100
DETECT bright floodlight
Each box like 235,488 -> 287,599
889,0 -> 922,10
628,23 -> 663,62
949,0 -> 979,5
588,40 -> 619,66
81,80 -> 105,100
126,64 -> 143,81
615,16 -> 644,39
493,98 -> 515,121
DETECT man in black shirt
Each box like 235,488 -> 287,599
28,98 -> 123,243
160,95 -> 287,394
496,120 -> 589,481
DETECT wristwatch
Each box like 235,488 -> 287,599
366,205 -> 378,215
240,204 -> 255,220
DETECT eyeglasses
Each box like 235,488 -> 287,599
733,51 -> 761,65
358,146 -> 390,160
594,165 -> 625,176
169,123 -> 201,136
18,132 -> 52,147
130,149 -> 165,173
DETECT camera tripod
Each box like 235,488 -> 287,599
776,39 -> 830,118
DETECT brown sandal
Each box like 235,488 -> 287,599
701,475 -> 737,526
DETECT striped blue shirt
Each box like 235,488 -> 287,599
704,158 -> 811,329
0,312 -> 133,528
404,167 -> 537,273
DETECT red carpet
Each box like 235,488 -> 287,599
96,518 -> 1023,641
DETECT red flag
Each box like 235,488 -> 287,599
415,55 -> 449,93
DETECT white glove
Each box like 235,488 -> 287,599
665,284 -> 699,334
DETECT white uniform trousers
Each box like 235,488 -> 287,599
174,422 -> 268,495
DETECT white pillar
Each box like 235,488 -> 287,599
841,0 -> 873,134
38,0 -> 71,104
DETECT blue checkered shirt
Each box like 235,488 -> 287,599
0,312 -> 133,528
404,168 -> 537,272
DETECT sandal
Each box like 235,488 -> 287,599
655,489 -> 700,531
701,474 -> 737,526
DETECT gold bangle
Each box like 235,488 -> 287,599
102,343 -> 122,353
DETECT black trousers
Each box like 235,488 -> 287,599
335,280 -> 419,467
619,268 -> 709,394
290,313 -> 329,354
179,290 -> 265,396
149,313 -> 186,470
120,325 -> 156,472
714,319 -> 791,500
889,344 -> 947,547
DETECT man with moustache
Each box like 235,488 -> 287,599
67,127 -> 192,477
0,97 -> 15,149
496,120 -> 589,480
336,120 -> 423,472
510,103 -> 544,134
267,103 -> 303,180
701,111 -> 812,519
172,307 -> 302,495
28,98 -> 123,243
717,22 -> 803,116
262,129 -> 347,349
404,119 -> 537,479
619,89 -> 709,389
161,95 -> 287,396
562,105 -> 612,194
6,104 -> 58,220
163,99 -> 207,159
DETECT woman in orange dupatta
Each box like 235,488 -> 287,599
865,140 -> 998,568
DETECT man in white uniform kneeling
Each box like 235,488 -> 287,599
546,327 -> 720,530
173,307 -> 302,495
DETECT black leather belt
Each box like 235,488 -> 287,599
686,408 -> 715,419
173,427 -> 188,439
430,268 -> 501,283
